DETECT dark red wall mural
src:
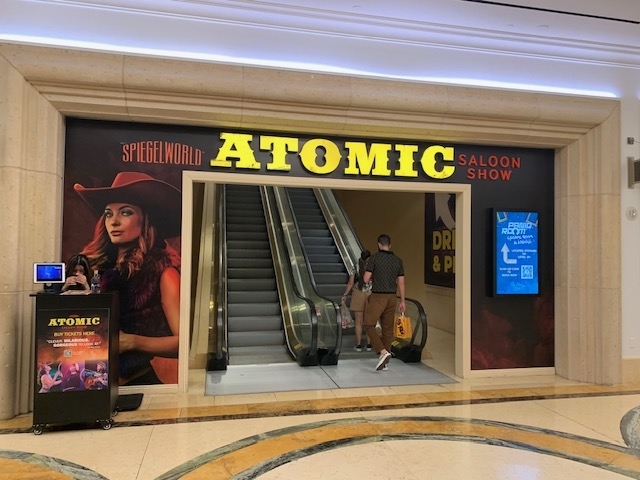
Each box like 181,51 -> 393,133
64,119 -> 554,373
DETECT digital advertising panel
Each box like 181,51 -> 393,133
493,210 -> 539,295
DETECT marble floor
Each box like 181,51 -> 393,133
2,328 -> 640,480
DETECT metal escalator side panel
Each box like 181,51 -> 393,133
262,186 -> 319,366
206,183 -> 228,371
274,187 -> 346,365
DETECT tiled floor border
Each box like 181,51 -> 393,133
3,384 -> 640,435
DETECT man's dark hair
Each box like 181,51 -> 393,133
377,234 -> 391,246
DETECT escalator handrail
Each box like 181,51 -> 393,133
262,186 -> 319,359
284,188 -> 342,307
314,189 -> 358,275
405,296 -> 428,349
281,187 -> 342,352
215,184 -> 228,361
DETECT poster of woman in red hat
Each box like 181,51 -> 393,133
61,119 -> 192,386
72,172 -> 181,386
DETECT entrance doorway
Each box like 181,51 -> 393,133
177,172 -> 471,392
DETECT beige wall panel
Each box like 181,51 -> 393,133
336,189 -> 433,317
0,43 -> 626,415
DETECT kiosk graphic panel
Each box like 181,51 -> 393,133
36,308 -> 110,394
32,293 -> 119,434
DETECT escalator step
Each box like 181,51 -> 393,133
316,285 -> 347,298
302,237 -> 335,246
227,278 -> 277,290
308,263 -> 346,273
227,240 -> 270,250
228,303 -> 282,317
313,272 -> 350,284
227,315 -> 283,332
226,231 -> 269,241
227,258 -> 274,269
227,267 -> 275,279
228,330 -> 285,347
306,254 -> 343,263
227,248 -> 272,259
227,345 -> 292,365
298,228 -> 333,237
226,223 -> 267,233
228,290 -> 279,303
295,213 -> 325,221
227,212 -> 265,220
304,245 -> 338,255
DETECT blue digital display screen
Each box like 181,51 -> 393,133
494,210 -> 539,295
33,263 -> 66,284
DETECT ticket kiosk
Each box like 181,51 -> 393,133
32,292 -> 119,434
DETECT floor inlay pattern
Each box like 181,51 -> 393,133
4,387 -> 640,435
3,379 -> 640,479
0,450 -> 108,479
155,416 -> 640,480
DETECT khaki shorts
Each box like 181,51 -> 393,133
349,288 -> 371,312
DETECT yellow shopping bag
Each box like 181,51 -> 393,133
394,313 -> 412,340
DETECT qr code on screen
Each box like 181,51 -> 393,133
521,264 -> 534,279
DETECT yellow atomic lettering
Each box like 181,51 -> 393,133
210,132 -> 455,180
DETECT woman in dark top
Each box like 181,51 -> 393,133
60,254 -> 92,292
74,172 -> 181,386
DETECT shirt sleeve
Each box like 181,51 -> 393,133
365,254 -> 375,273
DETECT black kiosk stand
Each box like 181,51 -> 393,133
31,292 -> 119,435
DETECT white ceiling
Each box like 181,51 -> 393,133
2,0 -> 640,79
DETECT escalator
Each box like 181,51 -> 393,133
285,187 -> 361,357
208,184 -> 320,370
224,185 -> 290,365
270,187 -> 341,365
286,188 -> 349,305
205,184 -> 426,370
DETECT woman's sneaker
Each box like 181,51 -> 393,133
366,344 -> 372,351
354,344 -> 362,352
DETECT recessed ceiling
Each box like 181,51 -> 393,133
1,0 -> 639,80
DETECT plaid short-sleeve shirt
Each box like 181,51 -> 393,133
366,250 -> 404,294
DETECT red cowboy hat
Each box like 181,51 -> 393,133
74,172 -> 182,238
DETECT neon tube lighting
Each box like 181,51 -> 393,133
0,34 -> 617,98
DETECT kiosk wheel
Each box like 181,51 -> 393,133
100,419 -> 113,430
32,425 -> 44,435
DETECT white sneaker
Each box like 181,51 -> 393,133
382,364 -> 388,371
375,351 -> 391,371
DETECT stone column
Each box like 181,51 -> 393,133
554,110 -> 622,384
0,54 -> 64,419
